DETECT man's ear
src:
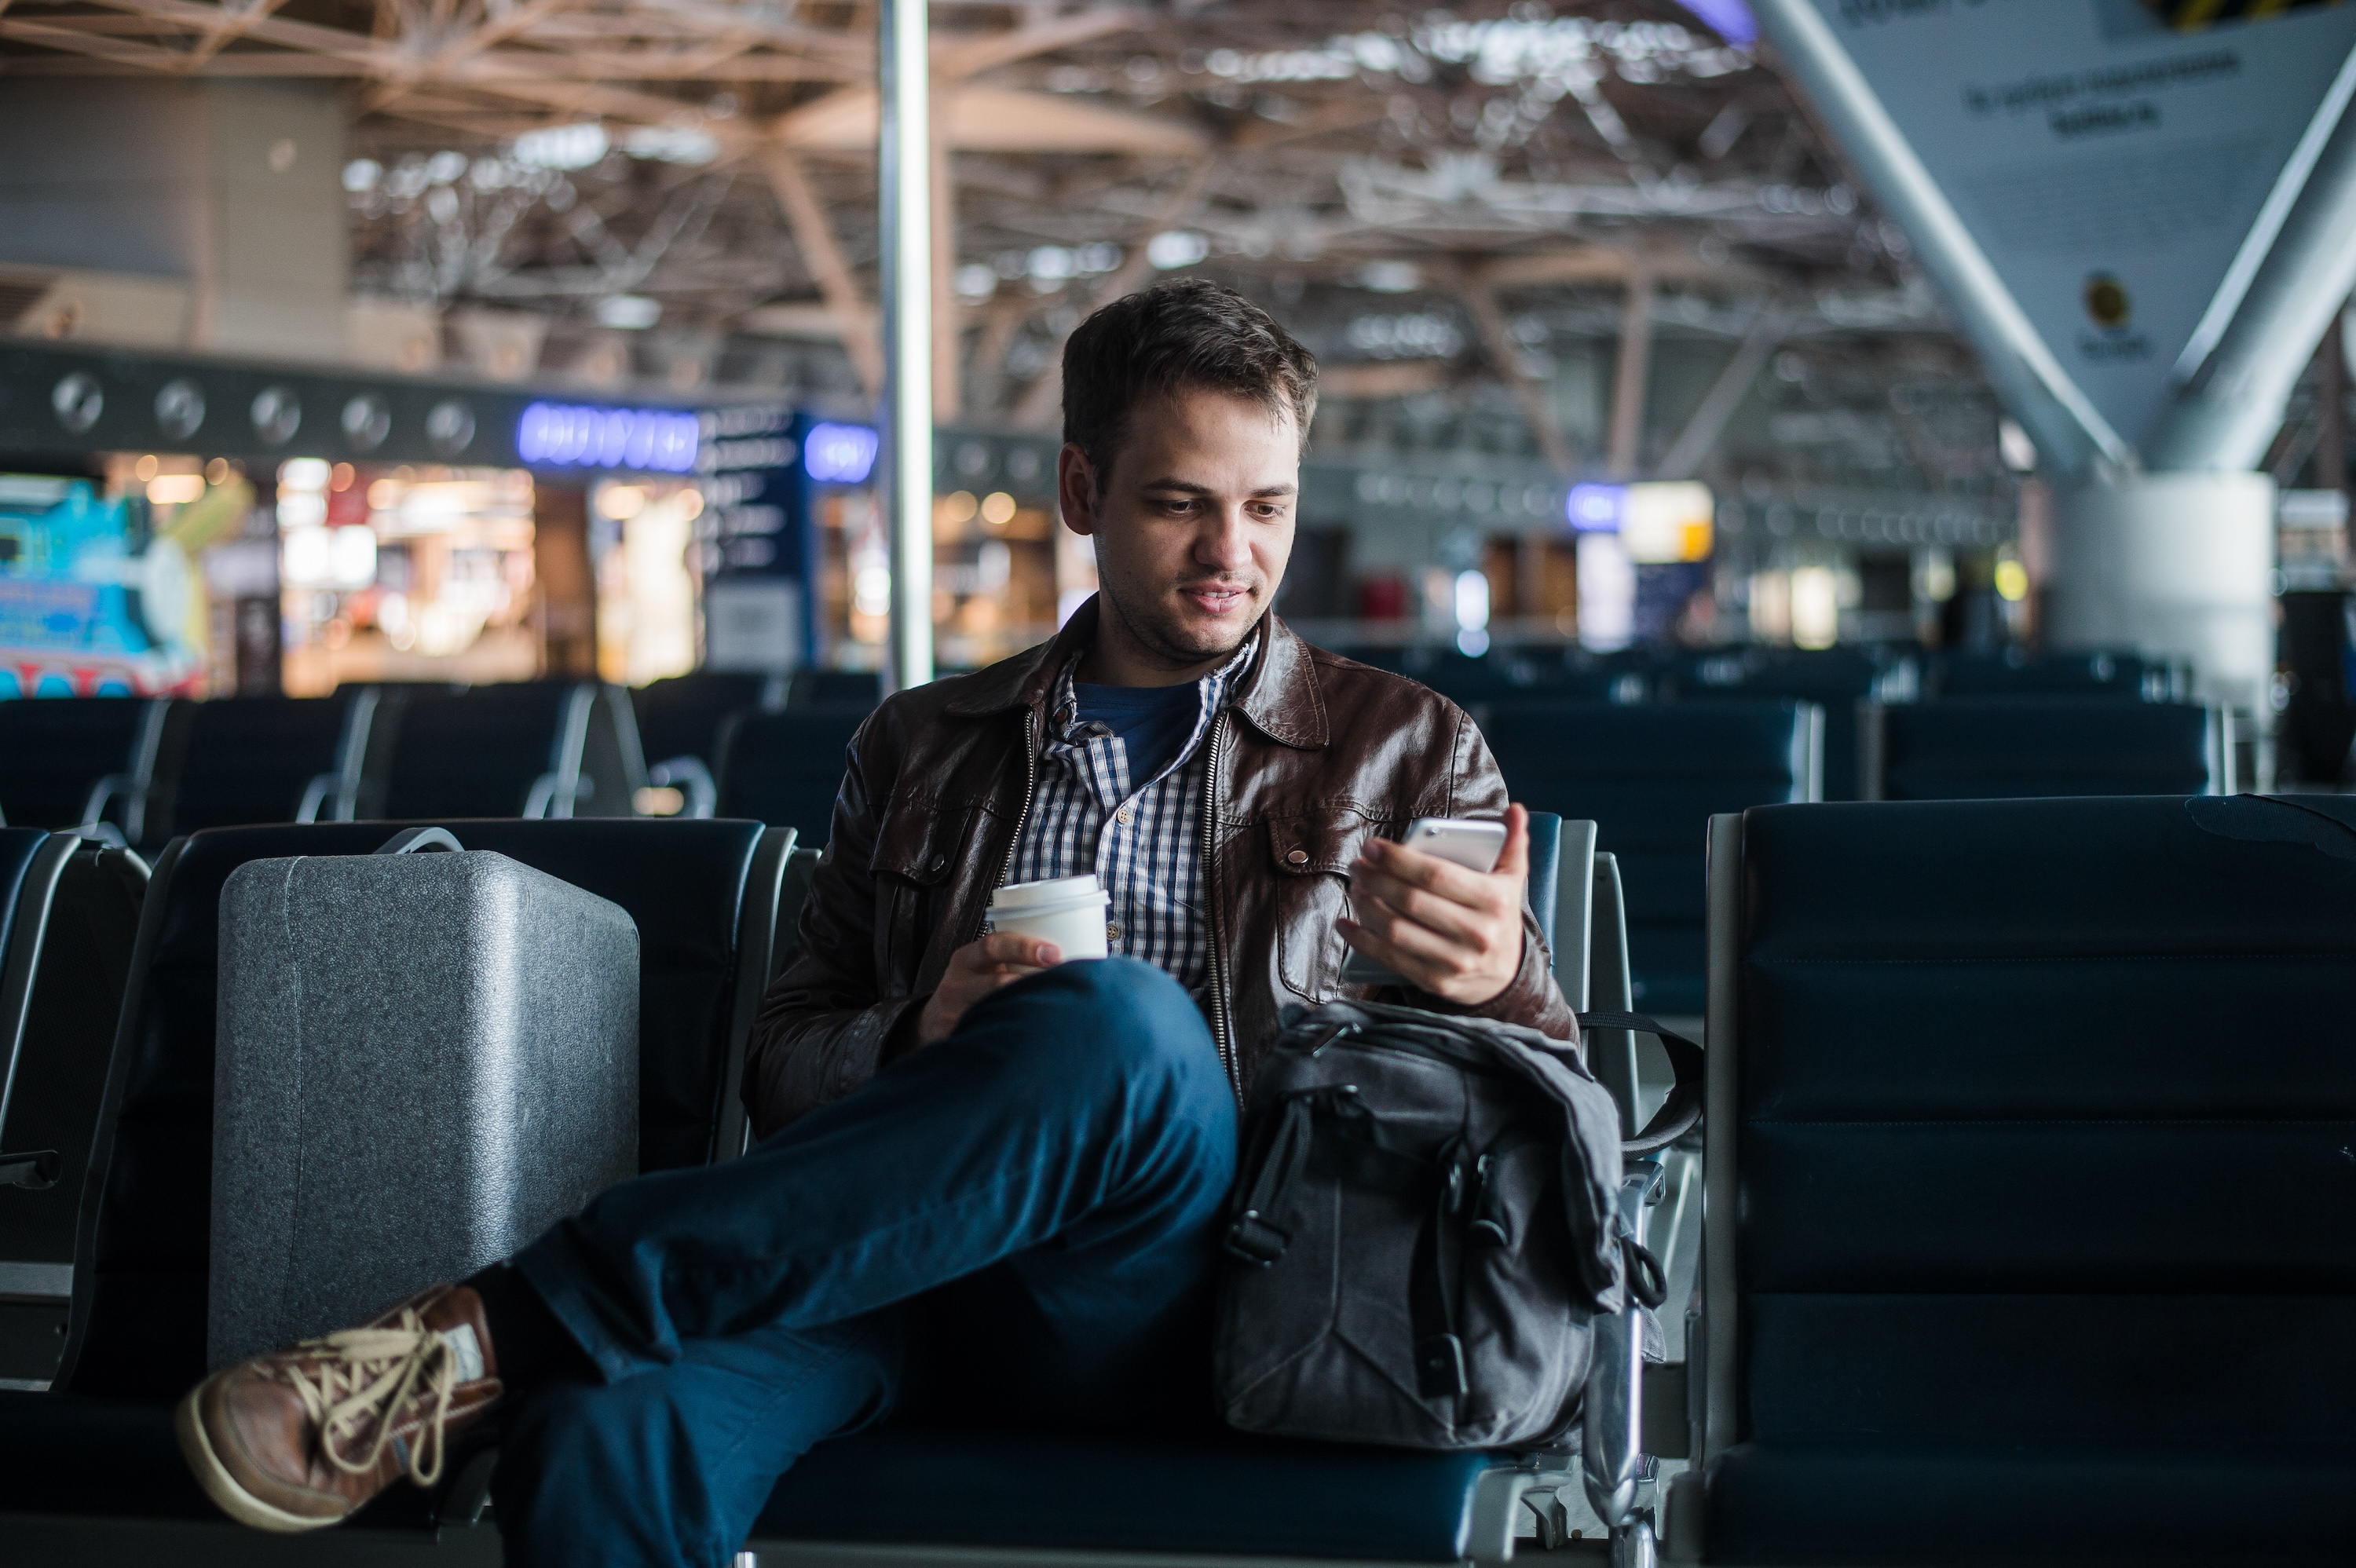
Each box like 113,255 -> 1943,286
1056,443 -> 1099,538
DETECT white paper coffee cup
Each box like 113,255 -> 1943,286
985,874 -> 1110,961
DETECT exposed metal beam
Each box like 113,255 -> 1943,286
1656,302 -> 1784,481
1460,271 -> 1576,476
1010,158 -> 1221,429
932,6 -> 1147,80
1606,272 -> 1655,479
760,148 -> 882,397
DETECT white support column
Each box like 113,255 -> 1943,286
2047,473 -> 2276,715
878,0 -> 933,693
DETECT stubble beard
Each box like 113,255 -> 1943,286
1099,569 -> 1260,672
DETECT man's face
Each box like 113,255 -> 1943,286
1058,386 -> 1299,674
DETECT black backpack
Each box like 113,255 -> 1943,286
1213,1000 -> 1701,1450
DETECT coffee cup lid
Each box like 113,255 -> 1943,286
990,874 -> 1104,910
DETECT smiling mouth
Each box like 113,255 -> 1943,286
1179,585 -> 1253,616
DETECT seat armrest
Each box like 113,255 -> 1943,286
1584,1164 -> 1669,1528
0,1149 -> 60,1190
649,756 -> 718,819
78,775 -> 143,846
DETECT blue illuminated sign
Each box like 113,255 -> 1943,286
803,422 -> 879,484
516,401 -> 700,473
1566,483 -> 1626,533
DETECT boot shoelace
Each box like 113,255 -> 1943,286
273,1307 -> 463,1487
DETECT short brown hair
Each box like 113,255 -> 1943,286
1061,277 -> 1319,484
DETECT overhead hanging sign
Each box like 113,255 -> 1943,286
1797,0 -> 2356,455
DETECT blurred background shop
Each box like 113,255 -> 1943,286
0,0 -> 2352,787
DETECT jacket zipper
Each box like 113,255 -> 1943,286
974,705 -> 1041,941
1199,708 -> 1238,1099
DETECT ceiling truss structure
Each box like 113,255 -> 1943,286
1,0 -> 2008,494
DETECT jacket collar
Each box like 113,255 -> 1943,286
940,594 -> 1329,749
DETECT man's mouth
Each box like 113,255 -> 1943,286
1179,583 -> 1253,616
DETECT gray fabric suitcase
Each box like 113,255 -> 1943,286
210,828 -> 639,1368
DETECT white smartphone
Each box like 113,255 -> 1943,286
1395,817 -> 1508,875
1339,818 -> 1507,985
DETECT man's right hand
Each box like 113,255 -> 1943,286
916,932 -> 1062,1046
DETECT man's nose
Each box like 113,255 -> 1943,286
1195,508 -> 1252,572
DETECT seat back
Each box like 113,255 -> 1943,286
716,707 -> 872,845
1674,646 -> 1910,805
377,682 -> 640,820
1480,700 -> 1821,1017
1936,647 -> 2178,700
57,818 -> 788,1398
0,837 -> 145,1387
0,698 -> 174,839
1693,796 -> 2356,1559
146,695 -> 373,846
790,669 -> 884,710
634,671 -> 785,772
1864,697 -> 2229,800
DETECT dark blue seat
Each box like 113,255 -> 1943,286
1866,698 -> 2226,800
1673,647 -> 1908,803
1677,795 -> 2356,1563
744,813 -> 1593,1564
0,696 -> 174,842
376,682 -> 642,821
715,706 -> 871,845
0,832 -> 145,1387
34,818 -> 780,1406
1481,700 -> 1820,1016
148,695 -> 371,847
752,1427 -> 1500,1562
1934,647 -> 2175,700
633,672 -> 783,775
792,668 -> 884,709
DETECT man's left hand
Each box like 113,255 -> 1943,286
1339,804 -> 1530,1008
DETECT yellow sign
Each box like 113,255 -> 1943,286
1621,481 -> 1715,565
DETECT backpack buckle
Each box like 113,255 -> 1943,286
1224,1208 -> 1291,1266
1414,1332 -> 1468,1399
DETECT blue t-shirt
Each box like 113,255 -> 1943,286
1073,680 -> 1203,790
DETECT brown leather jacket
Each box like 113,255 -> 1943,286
743,601 -> 1576,1138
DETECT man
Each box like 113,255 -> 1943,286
176,278 -> 1575,1566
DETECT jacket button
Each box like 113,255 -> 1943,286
928,853 -> 946,871
1286,848 -> 1308,866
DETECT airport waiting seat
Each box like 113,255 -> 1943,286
74,819 -> 792,1390
743,810 -> 1661,1566
375,682 -> 646,821
142,693 -> 377,849
0,696 -> 174,843
632,671 -> 788,817
716,705 -> 873,846
1672,795 -> 2356,1564
0,834 -> 146,1387
1862,697 -> 2230,801
792,668 -> 884,709
1480,700 -> 1822,1018
1933,647 -> 2180,700
1673,646 -> 1915,805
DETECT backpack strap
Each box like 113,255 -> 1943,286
1575,1010 -> 1704,1155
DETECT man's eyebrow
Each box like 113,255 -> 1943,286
1137,477 -> 1300,497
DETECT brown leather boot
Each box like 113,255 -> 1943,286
175,1283 -> 504,1533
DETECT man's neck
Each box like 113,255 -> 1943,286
1075,603 -> 1250,688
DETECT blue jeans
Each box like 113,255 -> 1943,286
491,958 -> 1238,1568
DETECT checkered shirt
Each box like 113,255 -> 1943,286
1004,634 -> 1257,997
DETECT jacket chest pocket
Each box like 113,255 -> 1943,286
871,798 -> 974,989
1270,810 -> 1385,1001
